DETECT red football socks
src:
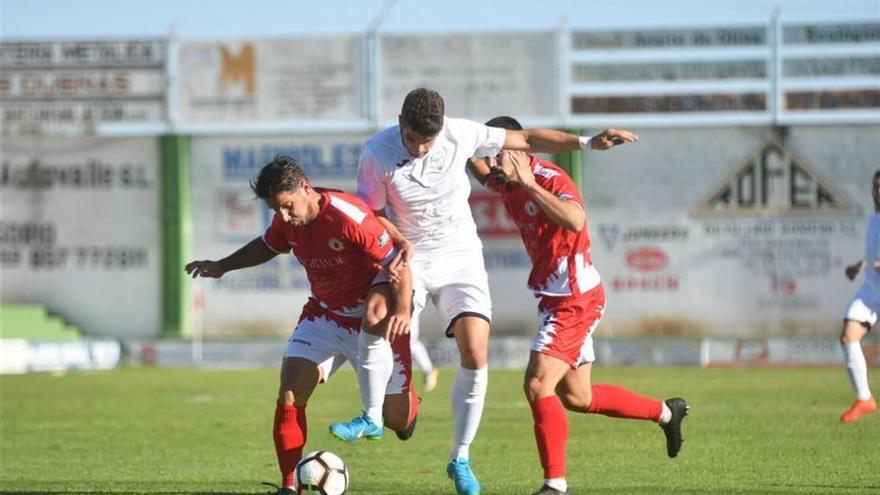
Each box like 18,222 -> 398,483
273,402 -> 307,487
587,384 -> 662,421
531,395 -> 569,479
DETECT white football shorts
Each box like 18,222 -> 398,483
410,246 -> 492,338
284,314 -> 412,395
845,285 -> 879,328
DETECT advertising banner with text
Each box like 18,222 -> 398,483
189,134 -> 368,336
177,37 -> 365,123
581,125 -> 878,336
0,138 -> 161,337
0,39 -> 166,134
379,32 -> 557,123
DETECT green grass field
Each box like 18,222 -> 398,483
2,366 -> 879,494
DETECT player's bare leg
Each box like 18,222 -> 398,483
447,316 -> 489,495
273,358 -> 321,493
524,352 -> 574,495
556,363 -> 689,459
840,319 -> 876,422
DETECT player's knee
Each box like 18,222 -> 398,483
523,375 -> 555,403
278,389 -> 297,406
278,382 -> 313,406
559,390 -> 591,413
364,298 -> 389,332
459,347 -> 487,369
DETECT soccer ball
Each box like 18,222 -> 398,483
295,450 -> 349,495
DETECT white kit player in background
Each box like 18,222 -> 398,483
839,169 -> 880,423
329,88 -> 637,495
411,315 -> 440,392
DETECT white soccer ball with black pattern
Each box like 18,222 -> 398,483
295,450 -> 349,495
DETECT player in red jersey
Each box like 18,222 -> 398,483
469,117 -> 689,495
185,156 -> 418,495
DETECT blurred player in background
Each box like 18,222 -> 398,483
411,316 -> 440,392
839,170 -> 880,423
469,116 -> 689,495
331,88 -> 637,495
185,156 -> 418,494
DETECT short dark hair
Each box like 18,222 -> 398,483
250,155 -> 307,199
400,88 -> 444,136
485,115 -> 523,131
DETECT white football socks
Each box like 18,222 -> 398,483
843,341 -> 873,401
659,401 -> 672,424
449,366 -> 488,461
357,331 -> 393,425
545,478 -> 568,492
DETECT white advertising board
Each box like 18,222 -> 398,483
177,37 -> 365,123
0,39 -> 166,134
379,32 -> 557,122
580,125 -> 878,336
188,134 -> 369,336
0,137 -> 161,337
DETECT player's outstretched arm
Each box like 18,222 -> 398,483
185,237 -> 278,279
845,260 -> 865,280
503,128 -> 638,154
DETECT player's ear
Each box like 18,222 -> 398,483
300,179 -> 313,194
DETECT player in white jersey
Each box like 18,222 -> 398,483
839,170 -> 880,423
329,88 -> 637,495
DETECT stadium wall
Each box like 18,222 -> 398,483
1,137 -> 162,338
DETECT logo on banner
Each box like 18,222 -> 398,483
598,223 -> 621,251
219,43 -> 256,95
625,247 -> 669,272
696,138 -> 852,215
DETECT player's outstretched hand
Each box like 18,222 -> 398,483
385,312 -> 411,342
185,260 -> 226,279
591,129 -> 639,150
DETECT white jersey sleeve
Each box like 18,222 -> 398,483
447,117 -> 506,158
356,147 -> 387,212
